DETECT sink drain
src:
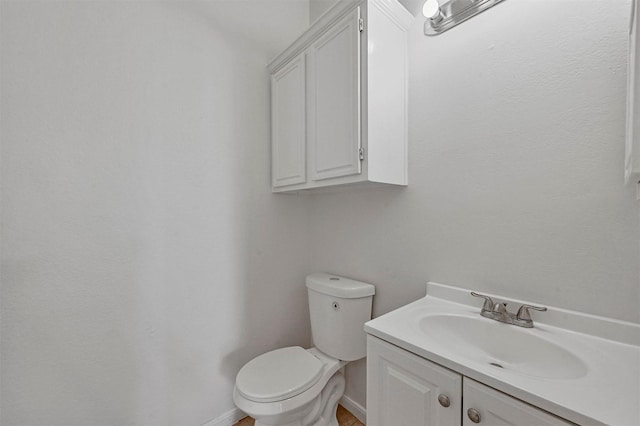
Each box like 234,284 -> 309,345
489,362 -> 504,368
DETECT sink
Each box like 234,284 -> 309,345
365,282 -> 640,426
418,313 -> 588,379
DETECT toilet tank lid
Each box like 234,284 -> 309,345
305,273 -> 375,298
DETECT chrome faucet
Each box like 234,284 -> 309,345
471,292 -> 547,328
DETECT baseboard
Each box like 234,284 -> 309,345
202,397 -> 363,426
201,407 -> 246,426
339,394 -> 366,424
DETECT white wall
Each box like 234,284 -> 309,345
309,0 -> 640,409
0,1 -> 310,425
309,0 -> 339,22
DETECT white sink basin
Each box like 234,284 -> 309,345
365,282 -> 640,426
418,313 -> 588,379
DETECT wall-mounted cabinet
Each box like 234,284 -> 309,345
268,0 -> 412,192
367,336 -> 574,426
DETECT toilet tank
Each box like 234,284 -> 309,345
306,273 -> 375,361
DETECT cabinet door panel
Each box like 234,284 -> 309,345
308,7 -> 361,181
271,55 -> 306,187
367,336 -> 462,426
463,379 -> 574,426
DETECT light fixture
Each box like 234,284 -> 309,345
423,0 -> 506,36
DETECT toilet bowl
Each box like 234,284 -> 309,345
233,273 -> 375,426
233,347 -> 347,426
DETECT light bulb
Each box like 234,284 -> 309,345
422,0 -> 441,19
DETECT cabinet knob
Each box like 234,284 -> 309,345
437,394 -> 450,407
467,408 -> 481,423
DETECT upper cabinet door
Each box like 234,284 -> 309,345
271,55 -> 306,188
308,7 -> 362,181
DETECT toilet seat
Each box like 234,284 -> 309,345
233,347 -> 348,420
235,346 -> 324,403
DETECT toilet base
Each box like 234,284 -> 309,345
252,372 -> 345,426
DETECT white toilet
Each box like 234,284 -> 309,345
233,273 -> 375,426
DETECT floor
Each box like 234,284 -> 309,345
233,404 -> 365,426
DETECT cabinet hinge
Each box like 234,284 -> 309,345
359,18 -> 364,32
359,147 -> 365,161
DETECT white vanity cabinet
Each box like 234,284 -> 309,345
367,336 -> 574,426
268,0 -> 412,192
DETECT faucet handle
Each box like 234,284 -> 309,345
492,302 -> 508,314
471,292 -> 495,313
516,304 -> 548,321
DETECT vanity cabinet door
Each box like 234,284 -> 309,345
463,379 -> 574,426
367,336 -> 462,426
